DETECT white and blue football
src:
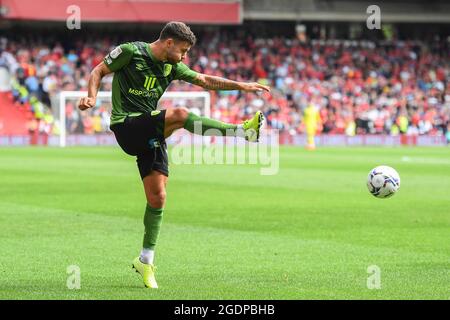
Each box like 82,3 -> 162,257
367,165 -> 401,198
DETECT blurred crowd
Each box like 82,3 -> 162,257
0,31 -> 449,139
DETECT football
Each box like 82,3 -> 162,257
367,165 -> 401,198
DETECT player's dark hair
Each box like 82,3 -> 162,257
159,21 -> 196,46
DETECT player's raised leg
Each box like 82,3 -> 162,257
132,170 -> 167,289
164,107 -> 265,142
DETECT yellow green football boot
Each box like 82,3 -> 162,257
132,256 -> 158,288
242,111 -> 265,142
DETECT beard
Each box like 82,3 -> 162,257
166,54 -> 181,65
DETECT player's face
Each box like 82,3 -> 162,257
166,40 -> 191,64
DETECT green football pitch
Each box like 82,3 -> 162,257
1,146 -> 449,299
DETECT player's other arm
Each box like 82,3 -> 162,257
79,43 -> 133,110
78,62 -> 112,111
192,73 -> 270,93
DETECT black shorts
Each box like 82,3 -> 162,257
110,110 -> 168,179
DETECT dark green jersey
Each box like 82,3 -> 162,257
104,41 -> 198,125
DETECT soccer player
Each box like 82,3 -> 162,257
78,22 -> 270,288
303,103 -> 321,150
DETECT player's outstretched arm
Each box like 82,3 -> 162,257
192,73 -> 270,93
78,62 -> 113,111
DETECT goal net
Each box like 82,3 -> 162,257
56,91 -> 210,147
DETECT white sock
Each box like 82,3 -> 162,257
140,248 -> 154,265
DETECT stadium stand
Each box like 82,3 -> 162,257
1,28 -> 448,139
0,0 -> 448,143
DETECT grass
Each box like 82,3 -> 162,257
0,145 -> 449,299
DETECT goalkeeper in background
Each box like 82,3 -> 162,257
77,21 -> 269,288
303,103 -> 321,150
